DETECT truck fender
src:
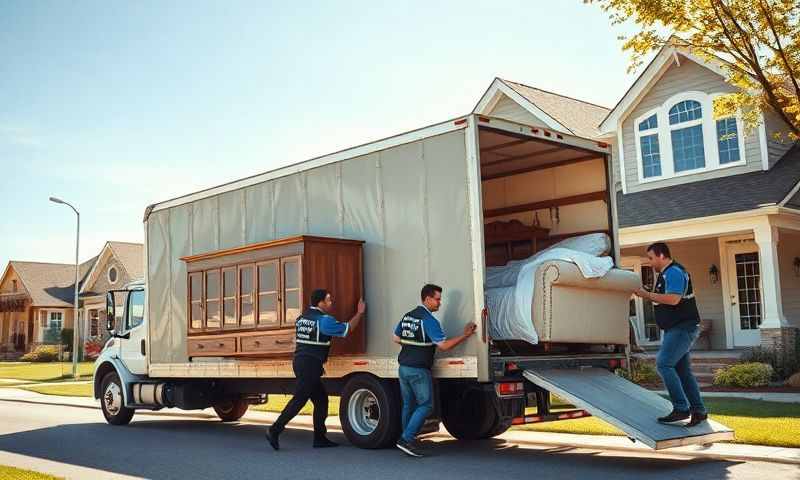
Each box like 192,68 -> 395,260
93,357 -> 149,407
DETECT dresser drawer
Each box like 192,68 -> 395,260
240,332 -> 295,354
188,336 -> 237,356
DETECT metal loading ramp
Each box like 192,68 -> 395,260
523,367 -> 734,450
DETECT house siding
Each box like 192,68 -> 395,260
764,109 -> 795,169
622,57 -> 763,193
622,237 -> 727,349
779,230 -> 800,328
90,259 -> 133,293
488,95 -> 550,128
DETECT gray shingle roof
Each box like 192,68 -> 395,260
500,79 -> 611,139
618,146 -> 800,228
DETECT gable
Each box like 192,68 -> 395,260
488,94 -> 551,128
0,265 -> 27,296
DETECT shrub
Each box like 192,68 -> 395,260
20,345 -> 60,362
740,346 -> 800,381
617,359 -> 660,385
60,329 -> 74,351
713,362 -> 773,388
84,337 -> 104,360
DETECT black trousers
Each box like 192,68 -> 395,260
271,355 -> 328,439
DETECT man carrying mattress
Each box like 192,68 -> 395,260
392,284 -> 476,457
635,242 -> 707,427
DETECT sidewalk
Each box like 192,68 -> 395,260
1,387 -> 798,465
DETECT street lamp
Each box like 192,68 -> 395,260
49,196 -> 80,379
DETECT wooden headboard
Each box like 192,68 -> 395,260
484,220 -> 549,267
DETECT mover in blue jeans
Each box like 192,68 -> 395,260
635,242 -> 708,427
392,284 -> 476,457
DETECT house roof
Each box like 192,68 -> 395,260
500,79 -> 611,139
618,145 -> 800,228
80,241 -> 143,294
5,259 -> 95,308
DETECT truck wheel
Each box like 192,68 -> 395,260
339,375 -> 401,449
213,398 -> 249,422
441,386 -> 497,440
100,371 -> 135,426
483,416 -> 513,438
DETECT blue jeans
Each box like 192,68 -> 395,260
656,326 -> 706,414
398,365 -> 433,443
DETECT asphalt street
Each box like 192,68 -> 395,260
0,400 -> 797,480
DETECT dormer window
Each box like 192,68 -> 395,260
634,92 -> 746,183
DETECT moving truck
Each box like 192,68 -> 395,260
94,114 -> 732,450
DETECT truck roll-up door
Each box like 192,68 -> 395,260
523,367 -> 734,450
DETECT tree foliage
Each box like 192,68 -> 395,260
589,0 -> 800,139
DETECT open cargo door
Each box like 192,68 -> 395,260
523,367 -> 734,450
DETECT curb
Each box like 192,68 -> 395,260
1,396 -> 797,466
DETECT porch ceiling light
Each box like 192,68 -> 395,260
709,264 -> 719,284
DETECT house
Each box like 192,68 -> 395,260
0,241 -> 143,355
473,43 -> 800,353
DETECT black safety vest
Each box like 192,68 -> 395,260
294,308 -> 334,363
653,261 -> 700,331
396,306 -> 438,370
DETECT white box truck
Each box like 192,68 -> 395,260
93,115 -> 732,450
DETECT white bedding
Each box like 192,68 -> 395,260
485,233 -> 614,345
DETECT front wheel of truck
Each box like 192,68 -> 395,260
100,371 -> 135,426
339,375 -> 402,449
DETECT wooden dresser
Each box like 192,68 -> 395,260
181,235 -> 365,358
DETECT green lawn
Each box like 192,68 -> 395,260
0,465 -> 62,480
0,362 -> 94,382
19,381 -> 800,448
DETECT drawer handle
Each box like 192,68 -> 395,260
254,340 -> 261,346
275,339 -> 292,345
218,342 -> 225,348
198,344 -> 204,349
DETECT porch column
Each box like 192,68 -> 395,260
754,220 -> 795,355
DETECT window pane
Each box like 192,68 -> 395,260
671,125 -> 706,172
191,304 -> 203,329
284,260 -> 299,289
669,100 -> 702,124
285,290 -> 301,324
240,266 -> 253,295
223,299 -> 236,326
223,269 -> 236,298
638,114 -> 658,131
716,117 -> 740,164
258,263 -> 277,293
190,274 -> 202,302
640,134 -> 662,178
206,300 -> 220,328
240,299 -> 254,326
258,293 -> 279,326
128,290 -> 145,329
206,271 -> 220,300
240,266 -> 254,326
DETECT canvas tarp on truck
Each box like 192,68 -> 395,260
145,128 -> 480,365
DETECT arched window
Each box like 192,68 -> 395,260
668,100 -> 705,172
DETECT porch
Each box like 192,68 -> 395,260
620,207 -> 800,353
0,293 -> 31,357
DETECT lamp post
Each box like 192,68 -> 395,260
49,196 -> 80,379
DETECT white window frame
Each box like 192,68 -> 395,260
37,309 -> 66,342
635,91 -> 747,184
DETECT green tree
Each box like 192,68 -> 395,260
589,0 -> 800,139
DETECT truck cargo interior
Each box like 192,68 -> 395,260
477,125 -> 618,356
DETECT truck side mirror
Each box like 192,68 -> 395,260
106,292 -> 116,333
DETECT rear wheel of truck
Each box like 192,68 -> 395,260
441,385 -> 500,440
213,398 -> 250,422
100,371 -> 135,426
339,375 -> 402,449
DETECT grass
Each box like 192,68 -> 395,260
0,362 -> 94,382
252,395 -> 341,415
22,382 -> 93,397
0,465 -> 62,480
515,396 -> 800,448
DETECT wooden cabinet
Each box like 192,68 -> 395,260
182,236 -> 365,358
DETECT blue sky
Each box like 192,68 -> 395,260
0,1 -> 639,269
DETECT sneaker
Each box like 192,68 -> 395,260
313,437 -> 339,448
657,409 -> 691,424
396,438 -> 424,457
686,412 -> 708,427
265,428 -> 280,451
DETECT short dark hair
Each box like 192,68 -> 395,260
646,242 -> 672,259
420,284 -> 442,302
310,289 -> 329,307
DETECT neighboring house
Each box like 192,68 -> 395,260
473,43 -> 800,352
0,241 -> 143,354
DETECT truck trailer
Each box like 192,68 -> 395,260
93,114 -> 733,450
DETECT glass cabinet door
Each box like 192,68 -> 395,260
222,267 -> 237,328
189,272 -> 203,331
205,270 -> 221,330
257,260 -> 280,328
281,257 -> 302,326
239,265 -> 255,327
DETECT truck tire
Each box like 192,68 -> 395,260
441,385 -> 498,440
100,371 -> 135,426
213,398 -> 249,422
483,415 -> 513,438
339,375 -> 401,449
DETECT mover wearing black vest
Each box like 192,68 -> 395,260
396,306 -> 439,370
295,307 -> 346,363
652,261 -> 700,331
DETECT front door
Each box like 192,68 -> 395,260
726,243 -> 762,347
